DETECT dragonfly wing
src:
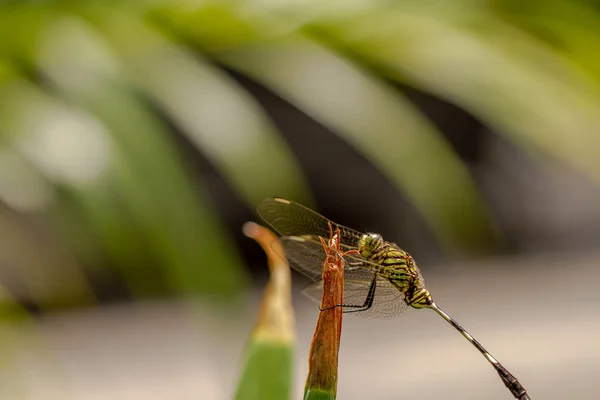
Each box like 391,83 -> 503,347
302,282 -> 324,303
278,235 -> 381,282
278,236 -> 326,282
257,198 -> 366,248
258,197 -> 408,319
302,276 -> 408,320
361,277 -> 409,319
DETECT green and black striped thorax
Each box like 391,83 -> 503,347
358,233 -> 433,309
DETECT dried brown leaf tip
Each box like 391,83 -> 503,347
242,222 -> 294,344
305,223 -> 356,399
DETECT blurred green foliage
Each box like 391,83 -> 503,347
0,0 -> 599,311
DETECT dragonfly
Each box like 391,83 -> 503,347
257,197 -> 529,400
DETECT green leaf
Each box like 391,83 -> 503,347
235,222 -> 295,400
236,340 -> 294,400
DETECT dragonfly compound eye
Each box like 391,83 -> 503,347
358,233 -> 383,259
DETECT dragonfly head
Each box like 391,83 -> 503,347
358,233 -> 383,259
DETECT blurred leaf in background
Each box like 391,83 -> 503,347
235,222 -> 294,400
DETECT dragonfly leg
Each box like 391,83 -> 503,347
319,275 -> 377,313
346,262 -> 362,271
344,251 -> 364,272
343,275 -> 376,313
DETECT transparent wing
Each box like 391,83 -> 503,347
258,197 -> 409,319
280,235 -> 408,319
303,277 -> 408,319
257,198 -> 366,249
278,235 -> 382,282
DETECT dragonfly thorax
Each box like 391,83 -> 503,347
358,233 -> 384,258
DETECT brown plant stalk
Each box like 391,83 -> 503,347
304,224 -> 354,399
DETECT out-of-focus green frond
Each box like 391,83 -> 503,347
0,3 -> 54,66
493,1 -> 600,82
219,39 -> 497,251
84,8 -> 313,208
151,1 -> 266,51
304,5 -> 600,187
0,286 -> 31,399
0,83 -> 97,308
0,79 -> 154,295
180,32 -> 497,251
0,59 -> 19,84
32,15 -> 250,299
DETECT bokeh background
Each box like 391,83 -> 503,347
1,0 -> 599,399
